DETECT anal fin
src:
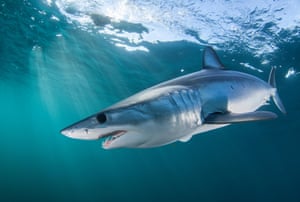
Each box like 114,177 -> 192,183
205,111 -> 277,124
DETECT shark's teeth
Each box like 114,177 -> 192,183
102,130 -> 126,148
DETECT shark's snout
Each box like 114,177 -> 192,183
60,114 -> 108,140
60,127 -> 100,140
60,121 -> 129,149
60,128 -> 70,137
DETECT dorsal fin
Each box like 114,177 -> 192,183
202,47 -> 224,70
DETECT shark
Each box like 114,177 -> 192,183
61,47 -> 286,149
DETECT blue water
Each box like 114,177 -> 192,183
1,0 -> 300,201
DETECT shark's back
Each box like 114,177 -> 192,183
106,69 -> 268,112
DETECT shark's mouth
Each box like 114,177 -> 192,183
101,130 -> 127,148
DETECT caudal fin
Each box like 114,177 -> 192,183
268,67 -> 286,114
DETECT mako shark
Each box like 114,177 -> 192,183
61,47 -> 286,149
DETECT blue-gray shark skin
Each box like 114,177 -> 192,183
61,47 -> 286,149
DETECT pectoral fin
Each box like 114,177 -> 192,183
205,111 -> 278,124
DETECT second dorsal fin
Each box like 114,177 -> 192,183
202,47 -> 224,70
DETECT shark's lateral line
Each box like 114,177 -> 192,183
61,47 -> 286,149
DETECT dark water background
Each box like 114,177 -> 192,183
1,0 -> 300,201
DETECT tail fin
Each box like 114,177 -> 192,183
268,67 -> 286,114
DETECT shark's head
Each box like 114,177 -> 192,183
61,106 -> 155,149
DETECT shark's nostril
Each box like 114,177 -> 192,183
97,113 -> 107,124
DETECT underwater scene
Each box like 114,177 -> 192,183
1,0 -> 300,201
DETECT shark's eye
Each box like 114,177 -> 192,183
97,113 -> 107,124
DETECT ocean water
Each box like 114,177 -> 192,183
1,0 -> 300,201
